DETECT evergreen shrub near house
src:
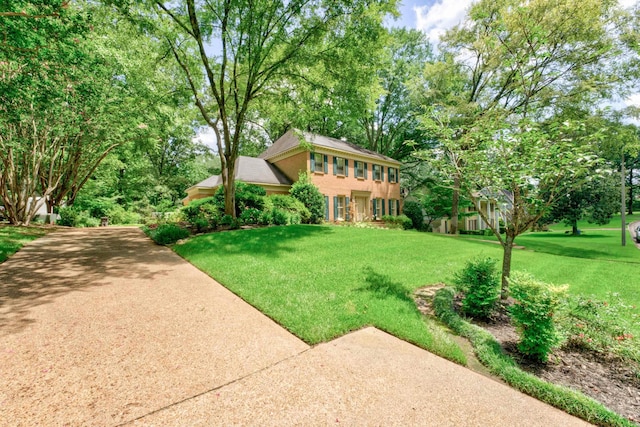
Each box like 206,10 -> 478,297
402,200 -> 424,230
148,223 -> 190,245
213,181 -> 266,216
258,195 -> 307,225
382,214 -> 412,230
290,172 -> 325,224
239,208 -> 262,225
509,272 -> 566,362
454,257 -> 500,319
181,197 -> 220,232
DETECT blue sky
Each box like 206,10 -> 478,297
385,0 -> 475,43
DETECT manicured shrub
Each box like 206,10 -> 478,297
269,194 -> 310,223
454,257 -> 500,319
509,272 -> 567,362
58,206 -> 100,227
402,200 -> 424,230
149,223 -> 189,245
220,214 -> 240,229
258,197 -> 302,226
290,172 -> 325,224
214,181 -> 266,216
181,197 -> 220,232
382,214 -> 412,230
239,208 -> 262,225
106,205 -> 141,225
271,208 -> 291,225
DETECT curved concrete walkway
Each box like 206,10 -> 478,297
0,228 -> 590,426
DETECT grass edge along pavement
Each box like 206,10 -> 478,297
433,286 -> 635,427
173,225 -> 468,365
0,225 -> 51,263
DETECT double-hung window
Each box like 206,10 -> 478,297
337,196 -> 345,220
354,161 -> 368,179
333,195 -> 350,221
333,156 -> 348,176
372,198 -> 385,219
311,152 -> 328,174
389,199 -> 398,216
373,164 -> 382,181
388,167 -> 397,183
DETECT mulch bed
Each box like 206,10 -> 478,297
414,288 -> 640,425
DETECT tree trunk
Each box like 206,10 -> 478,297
223,154 -> 236,217
500,233 -> 515,299
450,173 -> 460,235
571,220 -> 579,236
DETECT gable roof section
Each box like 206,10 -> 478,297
259,129 -> 400,164
187,156 -> 292,191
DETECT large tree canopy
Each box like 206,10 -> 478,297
0,1 -> 174,225
114,0 -> 398,217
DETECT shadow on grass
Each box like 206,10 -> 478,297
516,233 -> 634,260
359,267 -> 414,304
176,224 -> 332,259
523,233 -> 609,239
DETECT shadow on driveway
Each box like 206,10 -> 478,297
0,227 -> 179,336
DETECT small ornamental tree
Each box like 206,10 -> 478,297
290,172 -> 325,224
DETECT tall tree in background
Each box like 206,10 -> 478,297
360,28 -> 432,160
414,0 -> 634,296
126,0 -> 397,217
539,173 -> 619,235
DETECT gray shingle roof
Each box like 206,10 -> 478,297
188,156 -> 292,190
259,129 -> 400,164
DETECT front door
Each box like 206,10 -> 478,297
355,196 -> 368,221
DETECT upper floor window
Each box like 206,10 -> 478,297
311,152 -> 327,174
388,167 -> 398,183
333,156 -> 348,176
372,164 -> 383,181
354,161 -> 368,179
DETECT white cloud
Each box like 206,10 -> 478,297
193,126 -> 218,152
619,0 -> 639,9
414,0 -> 475,46
625,93 -> 640,107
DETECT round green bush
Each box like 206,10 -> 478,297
509,272 -> 566,362
240,208 -> 262,225
290,172 -> 324,224
58,206 -> 100,227
454,257 -> 500,319
150,224 -> 190,245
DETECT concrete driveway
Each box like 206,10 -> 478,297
0,227 -> 590,426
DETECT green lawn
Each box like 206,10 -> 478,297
175,224 -> 640,347
0,225 -> 50,263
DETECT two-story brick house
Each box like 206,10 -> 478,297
184,130 -> 402,222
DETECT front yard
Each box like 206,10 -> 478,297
175,224 -> 640,345
175,224 -> 639,426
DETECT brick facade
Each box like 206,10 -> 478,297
184,130 -> 402,222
